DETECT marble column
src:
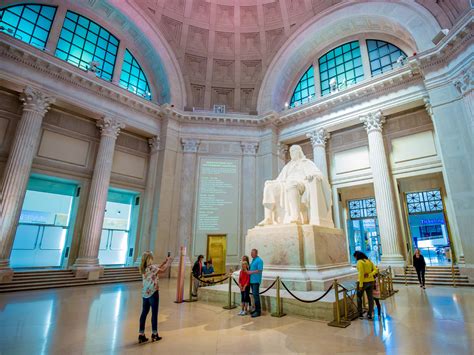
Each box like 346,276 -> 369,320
176,139 -> 200,260
361,111 -> 404,265
241,142 -> 259,239
0,87 -> 55,282
306,128 -> 330,179
74,117 -> 125,277
136,136 -> 160,264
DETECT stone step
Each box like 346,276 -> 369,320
0,278 -> 141,293
393,279 -> 474,287
396,274 -> 467,279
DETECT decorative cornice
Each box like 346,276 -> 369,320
423,96 -> 433,119
306,128 -> 330,148
360,111 -> 385,133
453,65 -> 473,96
97,116 -> 125,138
241,142 -> 259,155
0,35 -> 162,118
148,136 -> 160,153
20,86 -> 55,115
181,138 -> 200,153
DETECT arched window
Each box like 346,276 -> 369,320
289,66 -> 315,107
0,4 -> 56,49
55,11 -> 119,81
367,40 -> 407,76
319,41 -> 364,96
120,50 -> 152,100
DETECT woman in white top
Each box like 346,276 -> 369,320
138,251 -> 172,343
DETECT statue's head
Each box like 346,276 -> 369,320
289,145 -> 305,161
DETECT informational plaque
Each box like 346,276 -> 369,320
194,157 -> 240,258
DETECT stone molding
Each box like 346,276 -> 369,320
0,10 -> 471,131
97,117 -> 125,138
423,96 -> 433,118
453,65 -> 473,96
20,86 -> 55,115
306,128 -> 330,148
360,111 -> 385,133
148,136 -> 161,153
181,138 -> 200,153
240,142 -> 259,155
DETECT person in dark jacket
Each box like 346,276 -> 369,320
192,255 -> 204,297
413,249 -> 426,289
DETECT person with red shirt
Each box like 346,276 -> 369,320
238,256 -> 251,315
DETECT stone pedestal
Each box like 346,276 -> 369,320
246,224 -> 356,291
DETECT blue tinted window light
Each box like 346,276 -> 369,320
319,41 -> 364,96
55,11 -> 119,81
0,4 -> 56,49
367,39 -> 407,76
120,49 -> 151,100
289,66 -> 315,108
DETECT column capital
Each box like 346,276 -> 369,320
423,96 -> 433,118
148,136 -> 160,153
20,87 -> 55,115
306,128 -> 330,148
360,111 -> 385,133
241,142 -> 259,156
181,138 -> 200,153
97,117 -> 125,138
453,67 -> 472,96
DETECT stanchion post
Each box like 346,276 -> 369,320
174,246 -> 186,304
184,271 -> 197,303
342,289 -> 349,321
271,277 -> 286,318
223,269 -> 237,310
328,279 -> 350,328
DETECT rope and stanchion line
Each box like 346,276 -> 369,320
280,281 -> 333,303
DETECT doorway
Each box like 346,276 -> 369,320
405,189 -> 451,266
206,235 -> 227,274
98,188 -> 139,266
347,197 -> 382,264
10,175 -> 80,268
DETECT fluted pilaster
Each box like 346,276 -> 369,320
74,117 -> 124,271
277,143 -> 288,172
241,142 -> 259,238
177,139 -> 200,254
306,128 -> 330,179
361,111 -> 403,264
136,136 -> 161,262
0,87 -> 55,277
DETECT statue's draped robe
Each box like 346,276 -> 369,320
262,157 -> 332,225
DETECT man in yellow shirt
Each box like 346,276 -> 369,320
354,251 -> 377,320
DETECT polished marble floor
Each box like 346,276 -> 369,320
0,279 -> 473,355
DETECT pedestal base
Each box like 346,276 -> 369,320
246,224 -> 357,291
73,259 -> 104,280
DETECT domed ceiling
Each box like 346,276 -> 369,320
134,0 -> 467,114
137,0 -> 323,114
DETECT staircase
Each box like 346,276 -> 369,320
393,266 -> 474,287
0,267 -> 142,293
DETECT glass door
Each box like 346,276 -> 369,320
347,198 -> 382,265
405,189 -> 451,266
10,176 -> 79,268
98,189 -> 139,266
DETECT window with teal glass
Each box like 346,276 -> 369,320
367,40 -> 407,76
0,4 -> 56,49
55,11 -> 119,81
319,41 -> 364,96
120,50 -> 151,100
289,66 -> 315,107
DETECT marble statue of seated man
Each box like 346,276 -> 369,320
258,145 -> 333,227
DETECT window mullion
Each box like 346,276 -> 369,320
45,5 -> 66,54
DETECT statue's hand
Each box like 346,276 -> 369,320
305,174 -> 321,182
